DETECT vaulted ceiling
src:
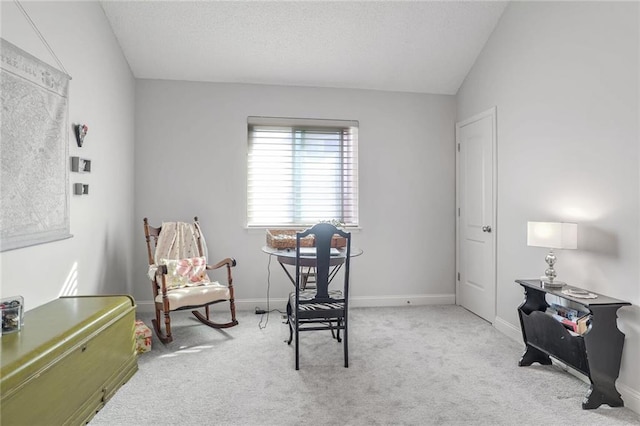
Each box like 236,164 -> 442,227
101,1 -> 508,95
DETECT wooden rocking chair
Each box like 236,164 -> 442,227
143,217 -> 238,343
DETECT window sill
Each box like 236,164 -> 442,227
246,226 -> 362,234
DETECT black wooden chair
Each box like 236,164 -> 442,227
287,223 -> 351,369
143,217 -> 238,343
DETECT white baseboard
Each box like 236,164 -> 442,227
349,293 -> 456,307
493,315 -> 521,342
548,361 -> 640,412
135,301 -> 154,313
134,299 -> 293,314
618,381 -> 640,414
135,293 -> 456,314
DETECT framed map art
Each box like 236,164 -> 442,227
0,38 -> 72,251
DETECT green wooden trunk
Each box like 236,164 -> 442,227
1,296 -> 138,425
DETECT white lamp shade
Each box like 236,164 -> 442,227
527,222 -> 577,250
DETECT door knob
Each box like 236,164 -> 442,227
482,225 -> 492,233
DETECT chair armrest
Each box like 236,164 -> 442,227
155,259 -> 237,293
206,258 -> 236,288
155,264 -> 169,295
206,257 -> 237,270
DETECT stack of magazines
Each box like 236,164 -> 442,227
548,302 -> 591,334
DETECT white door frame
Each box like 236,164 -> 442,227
455,106 -> 498,320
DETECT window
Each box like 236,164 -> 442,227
247,117 -> 358,228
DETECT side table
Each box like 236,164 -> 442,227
515,279 -> 630,409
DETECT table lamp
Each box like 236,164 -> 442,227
527,221 -> 577,287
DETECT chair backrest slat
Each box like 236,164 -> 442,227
143,217 -> 161,266
296,223 -> 351,300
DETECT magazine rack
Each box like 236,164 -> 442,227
515,279 -> 630,409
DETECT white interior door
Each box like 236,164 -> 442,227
456,107 -> 496,323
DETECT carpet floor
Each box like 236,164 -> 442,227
90,305 -> 640,425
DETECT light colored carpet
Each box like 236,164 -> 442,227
90,305 -> 640,425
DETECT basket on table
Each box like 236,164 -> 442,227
266,229 -> 314,249
266,229 -> 347,249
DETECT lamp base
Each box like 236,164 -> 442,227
540,277 -> 566,288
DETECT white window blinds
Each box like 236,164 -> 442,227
247,117 -> 359,227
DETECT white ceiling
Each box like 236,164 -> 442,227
100,1 -> 508,95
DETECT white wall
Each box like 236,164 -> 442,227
0,2 -> 136,308
4,0 -> 637,414
134,80 -> 457,309
457,1 -> 640,412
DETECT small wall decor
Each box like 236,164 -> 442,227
74,123 -> 88,147
74,183 -> 89,195
71,156 -> 91,173
1,296 -> 24,334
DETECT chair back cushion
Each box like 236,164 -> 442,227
155,222 -> 202,264
148,222 -> 211,287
